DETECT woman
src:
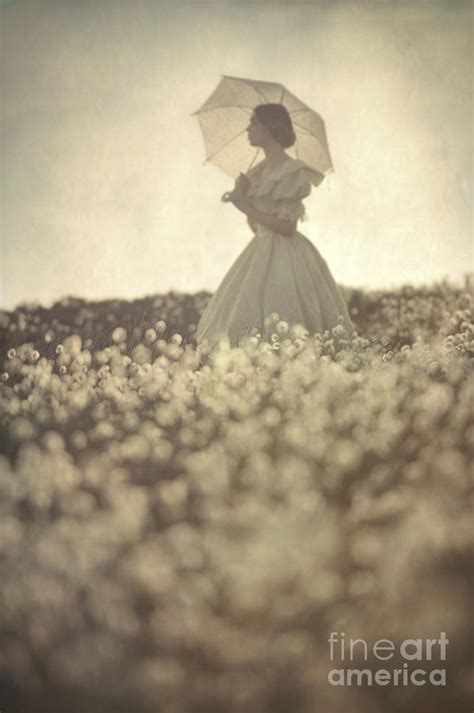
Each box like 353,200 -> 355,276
195,103 -> 355,348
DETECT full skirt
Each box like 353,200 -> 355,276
195,229 -> 355,348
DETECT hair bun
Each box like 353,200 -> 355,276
272,124 -> 296,149
284,128 -> 297,149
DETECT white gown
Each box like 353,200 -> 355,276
195,156 -> 355,348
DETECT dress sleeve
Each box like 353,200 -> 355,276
269,163 -> 312,223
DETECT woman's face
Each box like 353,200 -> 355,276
247,113 -> 269,147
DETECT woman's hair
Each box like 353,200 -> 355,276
254,103 -> 296,149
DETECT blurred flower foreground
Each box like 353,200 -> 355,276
0,276 -> 473,713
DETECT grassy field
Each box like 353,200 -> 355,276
0,276 -> 472,713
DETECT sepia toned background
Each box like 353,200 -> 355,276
0,0 -> 472,309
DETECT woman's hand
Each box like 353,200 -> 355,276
221,173 -> 251,207
221,172 -> 252,212
228,188 -> 252,214
234,172 -> 250,194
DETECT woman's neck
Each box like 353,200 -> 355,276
262,144 -> 288,167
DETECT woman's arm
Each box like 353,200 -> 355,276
229,191 -> 296,237
246,205 -> 296,237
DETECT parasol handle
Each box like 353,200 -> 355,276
221,173 -> 250,203
221,173 -> 249,203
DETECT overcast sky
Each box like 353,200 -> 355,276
0,0 -> 472,309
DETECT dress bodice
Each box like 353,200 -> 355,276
245,156 -> 313,234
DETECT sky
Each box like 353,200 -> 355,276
0,0 -> 472,310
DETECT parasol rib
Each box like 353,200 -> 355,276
203,127 -> 249,163
193,106 -> 253,115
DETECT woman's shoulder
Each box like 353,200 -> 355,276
280,158 -> 326,189
278,157 -> 307,176
246,156 -> 317,200
247,156 -> 305,173
271,158 -> 312,199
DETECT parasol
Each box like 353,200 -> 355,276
191,74 -> 334,191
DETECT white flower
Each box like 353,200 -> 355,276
276,320 -> 289,336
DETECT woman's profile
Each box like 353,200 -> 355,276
195,103 -> 355,348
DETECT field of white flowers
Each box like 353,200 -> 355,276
0,276 -> 473,713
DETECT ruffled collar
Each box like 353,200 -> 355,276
247,156 -> 325,191
247,156 -> 308,198
248,156 -> 305,179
